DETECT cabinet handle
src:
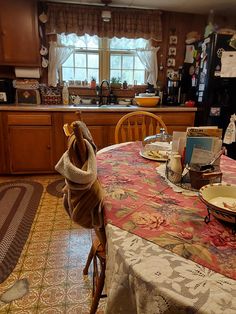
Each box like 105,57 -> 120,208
47,145 -> 51,149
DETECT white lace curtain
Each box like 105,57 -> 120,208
48,34 -> 160,87
136,46 -> 160,88
48,41 -> 73,87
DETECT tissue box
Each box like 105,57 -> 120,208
16,89 -> 41,105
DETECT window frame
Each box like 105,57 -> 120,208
60,36 -> 147,85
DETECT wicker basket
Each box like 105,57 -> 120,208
40,85 -> 62,105
41,95 -> 62,105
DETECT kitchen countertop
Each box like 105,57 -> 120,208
0,104 -> 198,112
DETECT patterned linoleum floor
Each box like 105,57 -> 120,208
0,174 -> 106,313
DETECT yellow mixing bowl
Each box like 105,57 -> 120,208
135,96 -> 160,107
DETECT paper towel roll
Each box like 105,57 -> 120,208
15,67 -> 41,78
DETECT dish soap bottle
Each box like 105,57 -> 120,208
62,82 -> 69,105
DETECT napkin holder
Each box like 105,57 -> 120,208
188,164 -> 222,190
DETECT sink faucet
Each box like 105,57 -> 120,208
98,80 -> 111,106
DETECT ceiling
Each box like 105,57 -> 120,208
45,0 -> 236,16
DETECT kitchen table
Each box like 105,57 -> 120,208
97,142 -> 236,314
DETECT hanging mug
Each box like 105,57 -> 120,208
42,57 -> 48,68
40,45 -> 48,56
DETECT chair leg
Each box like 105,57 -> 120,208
83,246 -> 94,275
89,256 -> 106,314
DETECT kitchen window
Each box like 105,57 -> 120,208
60,34 -> 147,85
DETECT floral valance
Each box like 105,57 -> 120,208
45,3 -> 162,41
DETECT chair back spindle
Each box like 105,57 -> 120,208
115,111 -> 168,144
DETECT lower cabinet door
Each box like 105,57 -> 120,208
8,126 -> 54,173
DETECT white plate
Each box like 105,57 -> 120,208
139,150 -> 168,162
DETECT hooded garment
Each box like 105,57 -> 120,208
55,122 -> 104,229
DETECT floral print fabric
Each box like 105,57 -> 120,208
97,142 -> 236,280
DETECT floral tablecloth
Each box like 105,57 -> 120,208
97,142 -> 236,314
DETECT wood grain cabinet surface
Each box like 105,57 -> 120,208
0,0 -> 40,66
0,108 -> 196,174
4,113 -> 54,174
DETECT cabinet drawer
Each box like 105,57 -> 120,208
7,114 -> 52,125
161,112 -> 195,126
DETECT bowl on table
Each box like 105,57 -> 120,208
199,183 -> 236,223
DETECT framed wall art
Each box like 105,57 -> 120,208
167,58 -> 176,67
168,47 -> 176,56
169,35 -> 178,45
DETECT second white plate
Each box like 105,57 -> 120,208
139,150 -> 168,162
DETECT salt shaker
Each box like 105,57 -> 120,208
167,153 -> 182,183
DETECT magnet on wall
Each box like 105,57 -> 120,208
39,12 -> 48,23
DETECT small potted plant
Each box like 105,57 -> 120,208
110,77 -> 122,89
122,80 -> 128,89
90,76 -> 96,89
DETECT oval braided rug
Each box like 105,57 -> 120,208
0,180 -> 43,283
46,179 -> 64,198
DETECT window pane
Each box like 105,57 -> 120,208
88,69 -> 99,81
122,70 -> 133,83
75,53 -> 86,67
110,37 -> 148,50
63,54 -> 73,67
110,55 -> 121,69
122,56 -> 133,69
60,33 -> 99,49
62,68 -> 74,81
75,68 -> 86,81
134,70 -> 145,84
135,56 -> 145,69
88,54 -> 99,67
110,70 -> 121,81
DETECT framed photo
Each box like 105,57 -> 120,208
166,68 -> 174,78
168,47 -> 176,56
167,58 -> 175,67
210,107 -> 221,117
169,35 -> 178,45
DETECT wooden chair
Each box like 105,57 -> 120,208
63,119 -> 106,314
83,228 -> 106,314
114,111 -> 168,144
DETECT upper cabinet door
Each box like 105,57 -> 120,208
0,0 -> 40,66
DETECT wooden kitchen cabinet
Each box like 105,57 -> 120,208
6,113 -> 54,173
0,113 -> 7,173
63,110 -> 196,149
63,112 -> 107,150
0,0 -> 40,66
0,107 -> 196,174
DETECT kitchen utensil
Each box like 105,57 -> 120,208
200,149 -> 224,171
